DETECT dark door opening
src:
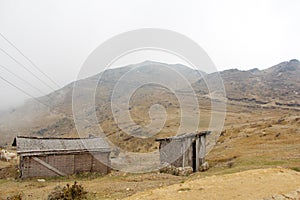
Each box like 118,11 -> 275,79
192,141 -> 196,172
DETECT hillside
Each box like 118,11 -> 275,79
0,59 -> 299,199
194,59 -> 300,106
0,60 -> 299,151
0,61 -> 206,150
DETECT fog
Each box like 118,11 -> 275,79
0,0 -> 299,110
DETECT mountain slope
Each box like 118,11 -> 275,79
0,60 -> 299,149
194,59 -> 300,105
0,61 -> 205,148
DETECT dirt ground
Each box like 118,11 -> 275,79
0,164 -> 187,200
2,166 -> 299,200
125,168 -> 300,200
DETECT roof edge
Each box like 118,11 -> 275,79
155,131 -> 211,141
17,148 -> 112,155
14,136 -> 103,140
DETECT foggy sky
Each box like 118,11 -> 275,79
0,0 -> 299,110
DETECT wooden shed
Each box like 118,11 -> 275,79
156,131 -> 210,172
12,136 -> 111,178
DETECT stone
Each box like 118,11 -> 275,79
199,161 -> 210,172
159,163 -> 193,176
178,167 -> 193,176
160,164 -> 179,176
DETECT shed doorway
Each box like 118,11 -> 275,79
192,140 -> 197,172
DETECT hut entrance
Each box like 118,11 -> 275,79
192,140 -> 197,172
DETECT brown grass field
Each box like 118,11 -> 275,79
0,100 -> 299,199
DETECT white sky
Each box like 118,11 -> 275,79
0,0 -> 299,110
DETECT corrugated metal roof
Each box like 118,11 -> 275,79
13,136 -> 111,155
155,131 -> 211,141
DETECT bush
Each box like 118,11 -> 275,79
6,193 -> 22,200
47,181 -> 87,200
291,167 -> 300,172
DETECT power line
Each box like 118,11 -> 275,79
0,75 -> 51,108
0,64 -> 47,96
0,74 -> 71,118
0,47 -> 57,92
0,32 -> 61,88
0,75 -> 66,116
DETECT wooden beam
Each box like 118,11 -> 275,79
32,157 -> 66,176
199,135 -> 206,164
196,138 -> 200,171
19,155 -> 23,178
182,140 -> 185,168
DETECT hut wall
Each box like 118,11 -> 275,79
74,153 -> 93,173
159,140 -> 183,168
92,152 -> 111,174
48,154 -> 75,175
20,152 -> 110,178
159,138 -> 195,168
182,137 -> 194,168
22,156 -> 58,178
157,132 -> 209,172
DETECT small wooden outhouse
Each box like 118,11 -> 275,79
156,131 -> 210,172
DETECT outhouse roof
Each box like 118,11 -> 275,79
155,131 -> 211,141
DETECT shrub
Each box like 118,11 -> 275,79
47,181 -> 87,200
6,193 -> 22,200
291,167 -> 300,172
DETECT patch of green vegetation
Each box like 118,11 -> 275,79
0,179 -> 9,184
236,156 -> 287,168
72,172 -> 105,180
290,167 -> 300,172
200,155 -> 296,178
263,160 -> 286,166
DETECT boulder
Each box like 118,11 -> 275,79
199,161 -> 209,172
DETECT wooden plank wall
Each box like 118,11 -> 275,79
20,152 -> 110,178
158,135 -> 207,172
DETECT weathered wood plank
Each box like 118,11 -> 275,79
32,157 -> 66,176
199,135 -> 206,164
182,140 -> 185,168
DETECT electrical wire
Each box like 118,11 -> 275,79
0,47 -> 57,92
0,75 -> 51,108
0,32 -> 61,88
0,64 -> 47,96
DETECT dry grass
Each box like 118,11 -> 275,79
0,100 -> 299,199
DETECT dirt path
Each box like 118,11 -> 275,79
125,168 -> 300,200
